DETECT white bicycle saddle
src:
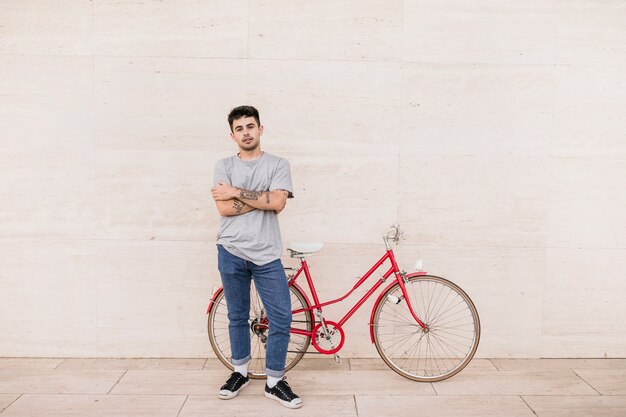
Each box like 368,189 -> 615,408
287,243 -> 324,255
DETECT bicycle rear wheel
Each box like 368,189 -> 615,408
372,275 -> 480,382
207,281 -> 312,379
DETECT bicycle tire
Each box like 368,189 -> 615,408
207,281 -> 312,379
372,275 -> 480,382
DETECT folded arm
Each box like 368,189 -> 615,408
214,199 -> 257,217
236,189 -> 289,213
211,181 -> 290,216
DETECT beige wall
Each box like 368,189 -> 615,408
1,1 -> 625,358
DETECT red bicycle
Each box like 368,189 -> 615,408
207,225 -> 480,382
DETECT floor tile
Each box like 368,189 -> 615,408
433,370 -> 598,396
202,359 -> 229,371
180,394 -> 357,417
357,395 -> 535,417
284,370 -> 436,396
523,396 -> 626,417
0,358 -> 64,370
349,358 -> 497,371
110,370 -> 227,395
0,394 -> 186,417
0,394 -> 21,412
574,369 -> 626,395
58,358 -> 206,370
493,359 -> 626,370
0,370 -> 124,394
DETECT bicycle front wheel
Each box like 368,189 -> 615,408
372,275 -> 480,382
207,281 -> 312,379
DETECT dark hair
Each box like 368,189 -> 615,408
228,105 -> 260,132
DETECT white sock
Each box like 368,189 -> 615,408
234,363 -> 248,378
267,375 -> 281,388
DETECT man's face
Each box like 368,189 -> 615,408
230,116 -> 263,151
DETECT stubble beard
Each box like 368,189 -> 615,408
240,139 -> 259,152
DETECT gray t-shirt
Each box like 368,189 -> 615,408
213,152 -> 293,266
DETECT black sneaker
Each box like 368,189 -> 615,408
264,379 -> 303,409
218,372 -> 249,400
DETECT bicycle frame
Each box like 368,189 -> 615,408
288,247 -> 428,344
206,225 -> 481,381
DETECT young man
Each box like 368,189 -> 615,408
210,105 -> 302,409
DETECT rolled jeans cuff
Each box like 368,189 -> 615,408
231,355 -> 251,366
265,367 -> 285,378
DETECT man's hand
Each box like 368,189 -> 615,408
211,181 -> 238,201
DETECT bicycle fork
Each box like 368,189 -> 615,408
396,275 -> 428,331
368,272 -> 429,343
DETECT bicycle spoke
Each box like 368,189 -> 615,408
378,330 -> 420,350
400,330 -> 424,373
429,300 -> 468,327
433,317 -> 467,329
425,282 -> 441,324
378,312 -> 417,327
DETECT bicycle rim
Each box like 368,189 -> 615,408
373,275 -> 480,382
207,281 -> 312,378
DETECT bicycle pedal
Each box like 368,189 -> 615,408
333,354 -> 342,364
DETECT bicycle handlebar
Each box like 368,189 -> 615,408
383,224 -> 403,249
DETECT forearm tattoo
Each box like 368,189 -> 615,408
239,189 -> 270,204
239,190 -> 261,200
232,200 -> 245,214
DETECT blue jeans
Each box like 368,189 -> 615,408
217,244 -> 292,378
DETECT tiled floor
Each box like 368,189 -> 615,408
1,358 -> 625,416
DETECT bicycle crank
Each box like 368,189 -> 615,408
311,320 -> 345,354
